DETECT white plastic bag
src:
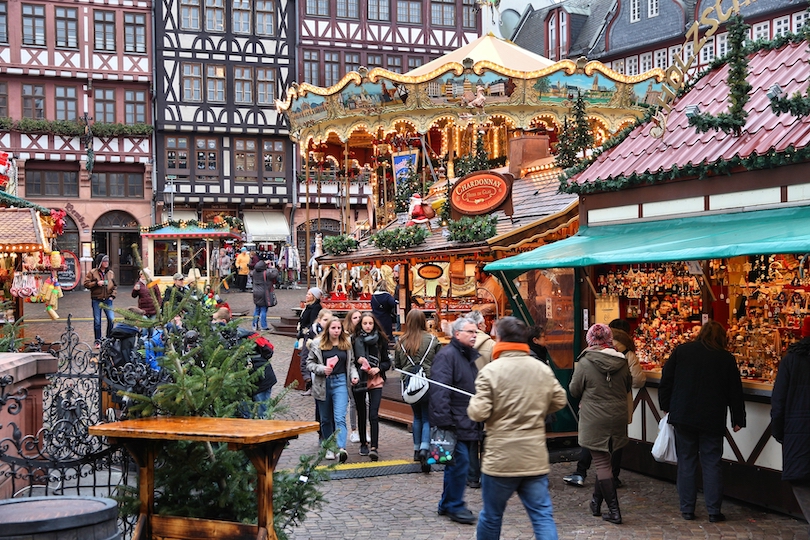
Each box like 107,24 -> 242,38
651,413 -> 678,465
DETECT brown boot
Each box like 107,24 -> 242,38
589,478 -> 603,516
599,478 -> 622,524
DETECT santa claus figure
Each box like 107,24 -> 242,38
406,193 -> 429,226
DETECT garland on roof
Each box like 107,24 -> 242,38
370,226 -> 429,252
687,15 -> 751,136
447,215 -> 498,243
559,28 -> 810,195
769,18 -> 810,118
322,234 -> 359,255
140,216 -> 244,233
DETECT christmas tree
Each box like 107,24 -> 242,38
572,90 -> 594,158
454,131 -> 489,178
555,116 -> 579,170
395,164 -> 422,213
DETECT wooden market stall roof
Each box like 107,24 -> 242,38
0,208 -> 48,252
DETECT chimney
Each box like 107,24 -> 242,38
508,133 -> 550,177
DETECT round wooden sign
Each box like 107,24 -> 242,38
418,263 -> 443,280
450,172 -> 511,215
56,250 -> 81,291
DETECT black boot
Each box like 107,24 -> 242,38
589,478 -> 603,516
599,478 -> 622,524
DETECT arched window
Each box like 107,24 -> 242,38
94,211 -> 139,230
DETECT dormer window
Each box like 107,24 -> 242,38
548,13 -> 556,59
630,0 -> 640,23
559,11 -> 567,57
647,0 -> 658,18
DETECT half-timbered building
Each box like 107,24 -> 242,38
153,0 -> 295,249
0,0 -> 153,285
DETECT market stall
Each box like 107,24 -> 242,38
486,34 -> 810,516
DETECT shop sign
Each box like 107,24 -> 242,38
57,250 -> 81,291
418,263 -> 444,280
450,172 -> 512,216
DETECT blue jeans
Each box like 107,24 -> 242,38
410,397 -> 430,451
674,425 -> 724,515
316,373 -> 349,449
253,306 -> 268,329
92,298 -> 114,341
477,474 -> 557,540
254,389 -> 271,419
439,439 -> 471,515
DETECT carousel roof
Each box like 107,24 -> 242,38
406,34 -> 556,77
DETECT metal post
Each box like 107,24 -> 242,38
305,156 -> 311,289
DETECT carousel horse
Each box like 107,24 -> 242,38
309,233 -> 323,278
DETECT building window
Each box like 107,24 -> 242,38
206,0 -> 225,31
716,33 -> 727,57
654,49 -> 667,69
125,90 -> 146,123
794,12 -> 810,32
235,67 -> 253,103
629,0 -> 640,23
368,0 -> 390,21
306,0 -> 328,16
95,88 -> 116,123
387,55 -> 402,73
462,0 -> 476,28
337,0 -> 359,18
257,68 -> 275,104
263,140 -> 285,176
183,63 -> 202,101
397,0 -> 421,23
234,139 -> 257,182
753,21 -> 769,41
207,65 -> 226,102
345,52 -> 360,72
55,7 -> 78,48
196,138 -> 219,171
94,11 -> 116,51
640,52 -> 652,72
774,16 -> 789,37
547,13 -> 556,59
166,137 -> 190,170
124,13 -> 146,53
626,56 -> 638,76
408,56 -> 422,70
700,41 -> 714,64
367,54 -> 382,68
613,59 -> 624,74
92,172 -> 143,198
559,10 -> 567,56
22,4 -> 46,46
669,44 -> 681,66
324,52 -> 341,86
0,2 -> 6,44
303,51 -> 319,85
22,84 -> 45,119
256,0 -> 274,35
647,0 -> 658,18
431,0 -> 454,26
233,0 -> 251,33
26,170 -> 79,197
0,82 -> 7,117
181,0 -> 200,30
55,86 -> 77,121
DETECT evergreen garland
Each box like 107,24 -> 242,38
555,116 -> 579,170
572,90 -> 594,158
322,234 -> 359,255
370,226 -> 430,251
447,215 -> 498,243
769,20 -> 810,118
140,216 -> 244,233
687,14 -> 751,136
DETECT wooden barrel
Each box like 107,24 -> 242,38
0,496 -> 120,540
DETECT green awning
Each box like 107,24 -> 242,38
486,205 -> 810,274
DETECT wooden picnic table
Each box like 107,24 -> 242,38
89,417 -> 319,540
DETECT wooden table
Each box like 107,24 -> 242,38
89,417 -> 320,540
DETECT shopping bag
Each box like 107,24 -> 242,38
426,426 -> 457,465
651,413 -> 678,465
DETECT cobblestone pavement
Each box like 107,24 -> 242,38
22,288 -> 810,539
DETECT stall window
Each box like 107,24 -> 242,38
25,170 -> 79,197
181,239 -> 207,274
55,7 -> 78,48
263,140 -> 285,180
196,137 -> 219,172
255,0 -> 274,35
257,68 -> 275,104
55,86 -> 77,121
95,88 -> 116,123
125,89 -> 147,123
124,13 -> 146,53
234,138 -> 257,183
91,172 -> 144,197
154,240 -> 178,276
181,0 -> 200,29
166,136 -> 190,171
22,4 -> 45,46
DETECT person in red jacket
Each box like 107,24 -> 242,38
131,270 -> 162,317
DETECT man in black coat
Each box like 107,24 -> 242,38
659,321 -> 745,523
771,317 -> 810,532
429,316 -> 481,525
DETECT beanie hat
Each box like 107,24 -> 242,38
802,316 -> 810,338
241,247 -> 247,252
586,323 -> 613,348
308,287 -> 322,300
101,254 -> 110,263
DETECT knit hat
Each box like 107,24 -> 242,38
308,287 -> 322,300
586,323 -> 613,348
802,316 -> 810,338
101,255 -> 110,263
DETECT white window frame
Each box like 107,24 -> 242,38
640,52 -> 652,72
630,0 -> 640,23
233,0 -> 251,34
647,0 -> 658,18
793,12 -> 810,32
559,11 -> 567,57
626,56 -> 638,76
548,13 -> 556,59
255,0 -> 274,36
235,66 -> 253,104
773,16 -> 789,37
654,49 -> 667,69
206,0 -> 225,31
257,68 -> 275,104
700,40 -> 714,64
752,21 -> 769,41
716,33 -> 727,57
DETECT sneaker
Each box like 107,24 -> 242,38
338,449 -> 348,463
369,448 -> 379,461
350,431 -> 360,443
301,389 -> 312,396
563,473 -> 585,487
359,444 -> 369,456
325,450 -> 336,460
467,479 -> 481,489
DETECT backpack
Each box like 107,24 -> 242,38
400,335 -> 434,404
102,326 -> 141,368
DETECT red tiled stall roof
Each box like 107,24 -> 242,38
568,40 -> 810,190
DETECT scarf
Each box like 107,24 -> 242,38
492,342 -> 530,360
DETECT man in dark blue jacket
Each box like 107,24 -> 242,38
429,316 -> 481,525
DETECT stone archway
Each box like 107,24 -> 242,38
93,211 -> 140,286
